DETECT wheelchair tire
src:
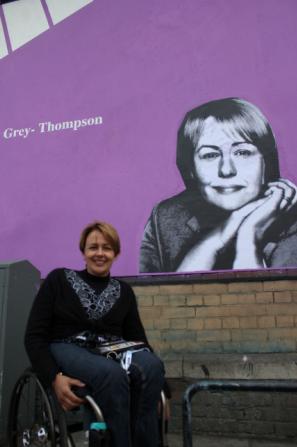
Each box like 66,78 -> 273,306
7,369 -> 67,447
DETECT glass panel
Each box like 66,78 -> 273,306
45,0 -> 93,25
3,0 -> 49,51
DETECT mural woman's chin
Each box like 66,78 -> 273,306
203,190 -> 262,213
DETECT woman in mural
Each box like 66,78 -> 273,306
25,221 -> 165,447
140,98 -> 297,273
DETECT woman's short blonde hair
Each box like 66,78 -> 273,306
79,221 -> 121,255
177,97 -> 280,190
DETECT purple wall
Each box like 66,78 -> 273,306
0,0 -> 297,277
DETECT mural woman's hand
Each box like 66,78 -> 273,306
218,198 -> 269,247
264,178 -> 297,212
234,179 -> 297,267
177,199 -> 266,271
177,179 -> 297,272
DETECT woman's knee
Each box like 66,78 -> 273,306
131,352 -> 165,385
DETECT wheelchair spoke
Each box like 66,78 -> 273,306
8,371 -> 56,447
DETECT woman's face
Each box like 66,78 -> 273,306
83,230 -> 117,277
193,117 -> 265,211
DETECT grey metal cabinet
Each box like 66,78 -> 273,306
0,260 -> 40,440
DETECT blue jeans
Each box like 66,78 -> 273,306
50,343 -> 165,447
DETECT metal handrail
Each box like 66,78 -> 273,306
183,379 -> 297,447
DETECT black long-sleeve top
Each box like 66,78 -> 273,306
25,268 -> 148,387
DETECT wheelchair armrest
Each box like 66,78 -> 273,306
71,386 -> 92,399
72,386 -> 105,422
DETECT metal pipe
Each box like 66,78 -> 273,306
183,379 -> 297,447
160,390 -> 169,447
84,395 -> 105,422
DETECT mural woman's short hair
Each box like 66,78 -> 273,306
176,97 -> 280,190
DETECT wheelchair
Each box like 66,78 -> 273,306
7,368 -> 169,447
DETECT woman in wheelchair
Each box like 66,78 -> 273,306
25,221 -> 165,447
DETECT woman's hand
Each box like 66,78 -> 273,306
238,179 -> 297,240
267,178 -> 297,211
234,179 -> 297,267
177,179 -> 297,272
177,198 -> 268,271
52,373 -> 85,411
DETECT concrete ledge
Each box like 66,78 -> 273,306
163,353 -> 297,380
120,268 -> 297,286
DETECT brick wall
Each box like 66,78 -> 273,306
127,273 -> 297,445
133,278 -> 297,363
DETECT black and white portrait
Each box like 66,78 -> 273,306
140,98 -> 297,273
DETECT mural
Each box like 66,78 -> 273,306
0,0 -> 297,277
140,98 -> 297,272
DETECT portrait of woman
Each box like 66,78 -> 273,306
140,98 -> 297,273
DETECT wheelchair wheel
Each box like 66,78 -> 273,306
7,369 -> 61,447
